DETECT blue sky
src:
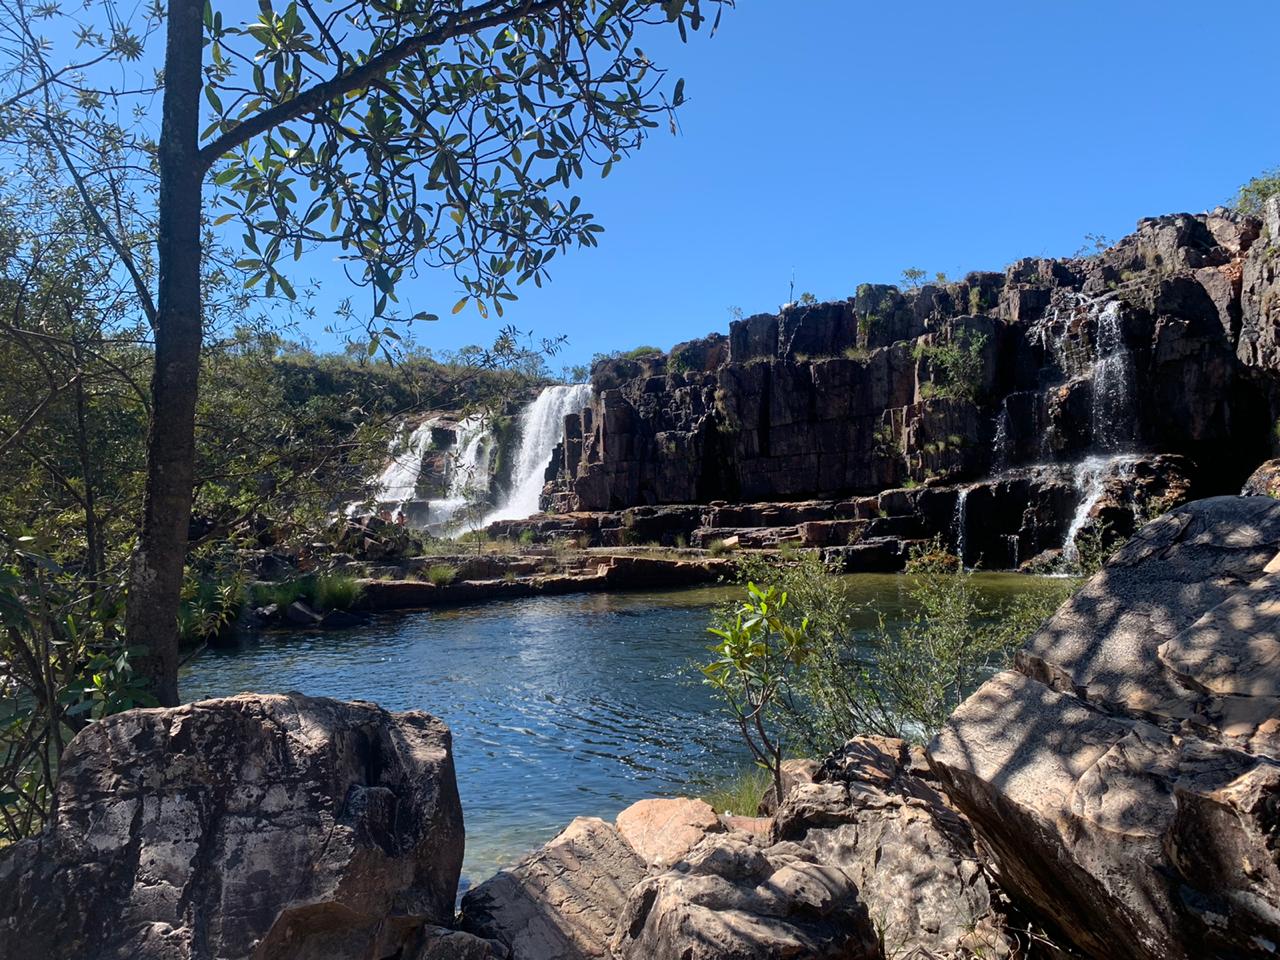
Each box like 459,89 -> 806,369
41,1 -> 1280,368
387,0 -> 1276,370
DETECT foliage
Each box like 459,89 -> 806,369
0,535 -> 153,842
426,564 -> 458,587
699,583 -> 810,800
709,547 -> 1075,753
1235,168 -> 1280,218
913,329 -> 988,403
701,765 -> 771,817
707,538 -> 735,557
312,574 -> 363,612
900,267 -> 926,289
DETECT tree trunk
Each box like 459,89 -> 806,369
124,0 -> 204,706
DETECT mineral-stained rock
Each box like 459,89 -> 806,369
460,817 -> 645,960
0,692 -> 463,960
608,835 -> 879,960
615,798 -> 723,869
1244,458 -> 1280,498
930,496 -> 1280,960
774,738 -> 1012,959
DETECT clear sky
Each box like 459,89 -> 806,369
85,2 -> 1280,367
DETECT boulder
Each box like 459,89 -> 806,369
460,817 -> 645,960
774,738 -> 1012,959
0,693 -> 463,960
411,926 -> 507,960
1244,458 -> 1280,498
930,496 -> 1280,960
615,798 -> 723,869
608,835 -> 879,960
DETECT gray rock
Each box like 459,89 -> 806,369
609,834 -> 878,960
285,599 -> 322,625
0,692 -> 463,960
930,497 -> 1280,960
775,737 -> 1012,959
460,817 -> 645,960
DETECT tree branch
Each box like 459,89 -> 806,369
196,0 -> 563,171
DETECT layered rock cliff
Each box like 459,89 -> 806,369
527,199 -> 1280,567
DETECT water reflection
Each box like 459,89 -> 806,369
181,574 -> 1055,885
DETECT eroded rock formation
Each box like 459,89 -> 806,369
0,693 -> 464,960
930,495 -> 1280,960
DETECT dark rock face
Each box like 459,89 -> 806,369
0,693 -> 464,960
1243,457 -> 1280,497
522,209 -> 1280,562
929,496 -> 1280,960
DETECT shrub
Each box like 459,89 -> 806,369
518,529 -> 536,546
1235,167 -> 1280,217
707,538 -> 734,557
709,546 -> 1074,753
701,766 -> 773,817
699,582 -> 810,800
312,574 -> 363,612
912,329 -> 988,403
426,563 -> 458,586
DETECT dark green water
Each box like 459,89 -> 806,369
180,573 -> 1060,888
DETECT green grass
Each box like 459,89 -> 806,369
426,563 -> 458,586
312,574 -> 363,611
707,538 -> 734,557
701,766 -> 772,817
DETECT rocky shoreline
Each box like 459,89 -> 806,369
5,495 -> 1280,959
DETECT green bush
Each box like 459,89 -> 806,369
912,329 -> 988,403
710,547 -> 1075,753
312,574 -> 363,612
707,538 -> 734,557
427,563 -> 458,586
518,529 -> 536,545
1235,167 -> 1280,217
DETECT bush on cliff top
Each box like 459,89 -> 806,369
1235,167 -> 1280,218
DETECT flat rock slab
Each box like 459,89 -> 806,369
0,693 -> 463,960
615,797 -> 723,869
460,817 -> 645,960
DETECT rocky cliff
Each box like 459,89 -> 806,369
527,199 -> 1280,567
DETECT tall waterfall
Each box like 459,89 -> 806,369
486,383 -> 592,523
1090,301 -> 1136,451
424,414 -> 495,532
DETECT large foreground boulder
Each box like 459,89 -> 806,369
930,496 -> 1280,960
0,692 -> 464,960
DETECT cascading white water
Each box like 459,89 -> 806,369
372,418 -> 439,505
1090,301 -> 1135,451
951,485 -> 973,567
1062,454 -> 1139,563
485,383 -> 592,523
991,405 -> 1012,473
423,414 -> 495,532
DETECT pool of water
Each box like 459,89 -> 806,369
180,573 -> 1058,888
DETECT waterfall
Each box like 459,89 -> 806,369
372,418 -> 439,506
1062,454 -> 1139,563
1090,301 -> 1136,451
991,405 -> 1012,473
423,414 -> 495,532
485,383 -> 592,523
951,486 -> 972,567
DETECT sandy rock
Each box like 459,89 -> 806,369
460,817 -> 645,960
0,693 -> 463,960
609,834 -> 878,960
615,797 -> 723,869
